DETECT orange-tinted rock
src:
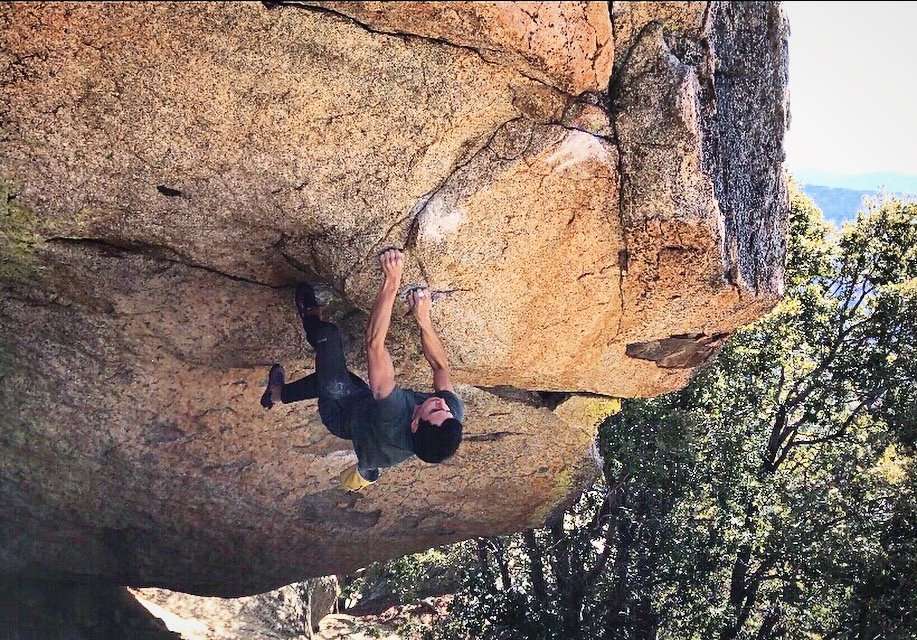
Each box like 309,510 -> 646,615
0,1 -> 788,595
305,1 -> 613,94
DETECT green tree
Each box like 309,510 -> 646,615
362,193 -> 917,640
623,194 -> 917,639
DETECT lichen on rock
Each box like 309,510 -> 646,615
0,179 -> 42,281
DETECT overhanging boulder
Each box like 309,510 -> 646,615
0,2 -> 788,595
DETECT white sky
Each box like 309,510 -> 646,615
784,1 -> 917,175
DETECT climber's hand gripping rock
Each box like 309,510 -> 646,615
408,287 -> 432,323
379,247 -> 404,284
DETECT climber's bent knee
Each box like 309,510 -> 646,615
322,380 -> 350,400
307,322 -> 341,347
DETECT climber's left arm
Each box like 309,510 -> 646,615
409,287 -> 454,393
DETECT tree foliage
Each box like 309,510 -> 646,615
375,192 -> 917,640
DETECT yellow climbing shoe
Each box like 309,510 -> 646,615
339,464 -> 376,492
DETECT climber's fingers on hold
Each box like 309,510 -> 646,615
409,288 -> 431,316
379,248 -> 402,263
378,248 -> 404,276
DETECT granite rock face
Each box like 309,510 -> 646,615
302,1 -> 614,94
132,577 -> 340,639
0,1 -> 789,595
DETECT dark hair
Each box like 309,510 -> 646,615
412,417 -> 463,463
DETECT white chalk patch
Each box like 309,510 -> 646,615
419,197 -> 466,243
544,130 -> 609,174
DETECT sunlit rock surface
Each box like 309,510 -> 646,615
132,577 -> 339,639
0,1 -> 788,595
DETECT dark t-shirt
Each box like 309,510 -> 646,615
347,387 -> 465,477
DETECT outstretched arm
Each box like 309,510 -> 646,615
366,249 -> 403,399
409,288 -> 454,392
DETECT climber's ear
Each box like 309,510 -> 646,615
410,405 -> 421,433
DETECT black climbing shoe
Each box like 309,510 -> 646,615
295,282 -> 321,321
260,364 -> 285,409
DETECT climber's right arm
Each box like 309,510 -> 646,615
366,249 -> 403,400
409,288 -> 454,393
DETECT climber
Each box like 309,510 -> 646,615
260,248 -> 464,491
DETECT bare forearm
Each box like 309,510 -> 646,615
366,279 -> 399,348
418,319 -> 449,371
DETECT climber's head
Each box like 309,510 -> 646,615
411,395 -> 463,463
412,417 -> 463,463
413,395 -> 453,427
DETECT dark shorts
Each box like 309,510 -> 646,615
318,373 -> 371,440
280,316 -> 371,440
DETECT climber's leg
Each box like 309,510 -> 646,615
294,283 -> 369,438
299,317 -> 356,438
295,283 -> 355,399
260,364 -> 286,409
279,373 -> 319,403
279,371 -> 367,404
302,319 -> 354,398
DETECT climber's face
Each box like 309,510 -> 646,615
411,396 -> 454,432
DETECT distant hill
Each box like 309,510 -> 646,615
800,185 -> 877,226
801,183 -> 917,227
795,170 -> 917,194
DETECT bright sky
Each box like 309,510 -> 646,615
784,1 -> 917,175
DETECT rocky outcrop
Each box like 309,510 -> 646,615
343,561 -> 461,617
132,577 -> 340,639
317,601 -> 451,640
0,2 -> 789,595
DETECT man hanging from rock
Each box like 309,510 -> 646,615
260,248 -> 464,491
